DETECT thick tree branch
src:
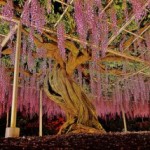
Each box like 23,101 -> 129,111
21,28 -> 65,68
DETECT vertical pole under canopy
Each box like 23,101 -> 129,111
122,107 -> 127,132
10,22 -> 21,128
5,22 -> 21,138
39,89 -> 43,137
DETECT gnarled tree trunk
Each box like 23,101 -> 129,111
44,65 -> 105,134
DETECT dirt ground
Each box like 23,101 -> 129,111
0,131 -> 150,150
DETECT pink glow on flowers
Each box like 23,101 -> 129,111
10,46 -> 16,65
85,0 -> 94,29
22,0 -> 46,32
22,0 -> 30,27
91,17 -> 101,61
145,32 -> 150,51
110,8 -> 117,35
130,0 -> 145,22
2,0 -> 14,21
74,0 -> 87,47
37,47 -> 47,58
27,51 -> 34,71
57,22 -> 66,61
30,0 -> 46,33
41,59 -> 47,75
99,13 -> 108,57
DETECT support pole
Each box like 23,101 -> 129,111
5,22 -> 21,138
39,89 -> 43,137
10,22 -> 21,128
121,106 -> 127,132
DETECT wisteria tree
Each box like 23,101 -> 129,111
0,0 -> 150,135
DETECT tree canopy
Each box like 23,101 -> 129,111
0,0 -> 150,120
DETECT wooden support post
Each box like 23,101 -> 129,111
5,22 -> 21,138
121,106 -> 127,132
10,22 -> 21,128
39,89 -> 43,137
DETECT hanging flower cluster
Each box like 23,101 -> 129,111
89,62 -> 97,97
110,8 -> 118,35
57,22 -> 66,61
99,13 -> 109,57
74,0 -> 108,57
41,59 -> 47,75
84,0 -> 94,29
37,47 -> 47,58
88,0 -> 103,49
124,7 -> 129,21
22,36 -> 27,63
31,0 -> 46,33
76,60 -> 150,119
22,0 -> 46,33
22,38 -> 27,53
0,64 -> 11,117
97,70 -> 102,101
10,46 -> 16,65
74,0 -> 87,47
2,0 -> 14,21
42,94 -> 65,118
21,0 -> 30,27
0,65 -> 9,97
27,51 -> 35,71
91,17 -> 101,61
94,96 -> 150,119
17,75 -> 64,118
94,0 -> 102,6
109,75 -> 150,118
29,27 -> 35,49
145,32 -> 150,51
130,0 -> 145,22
